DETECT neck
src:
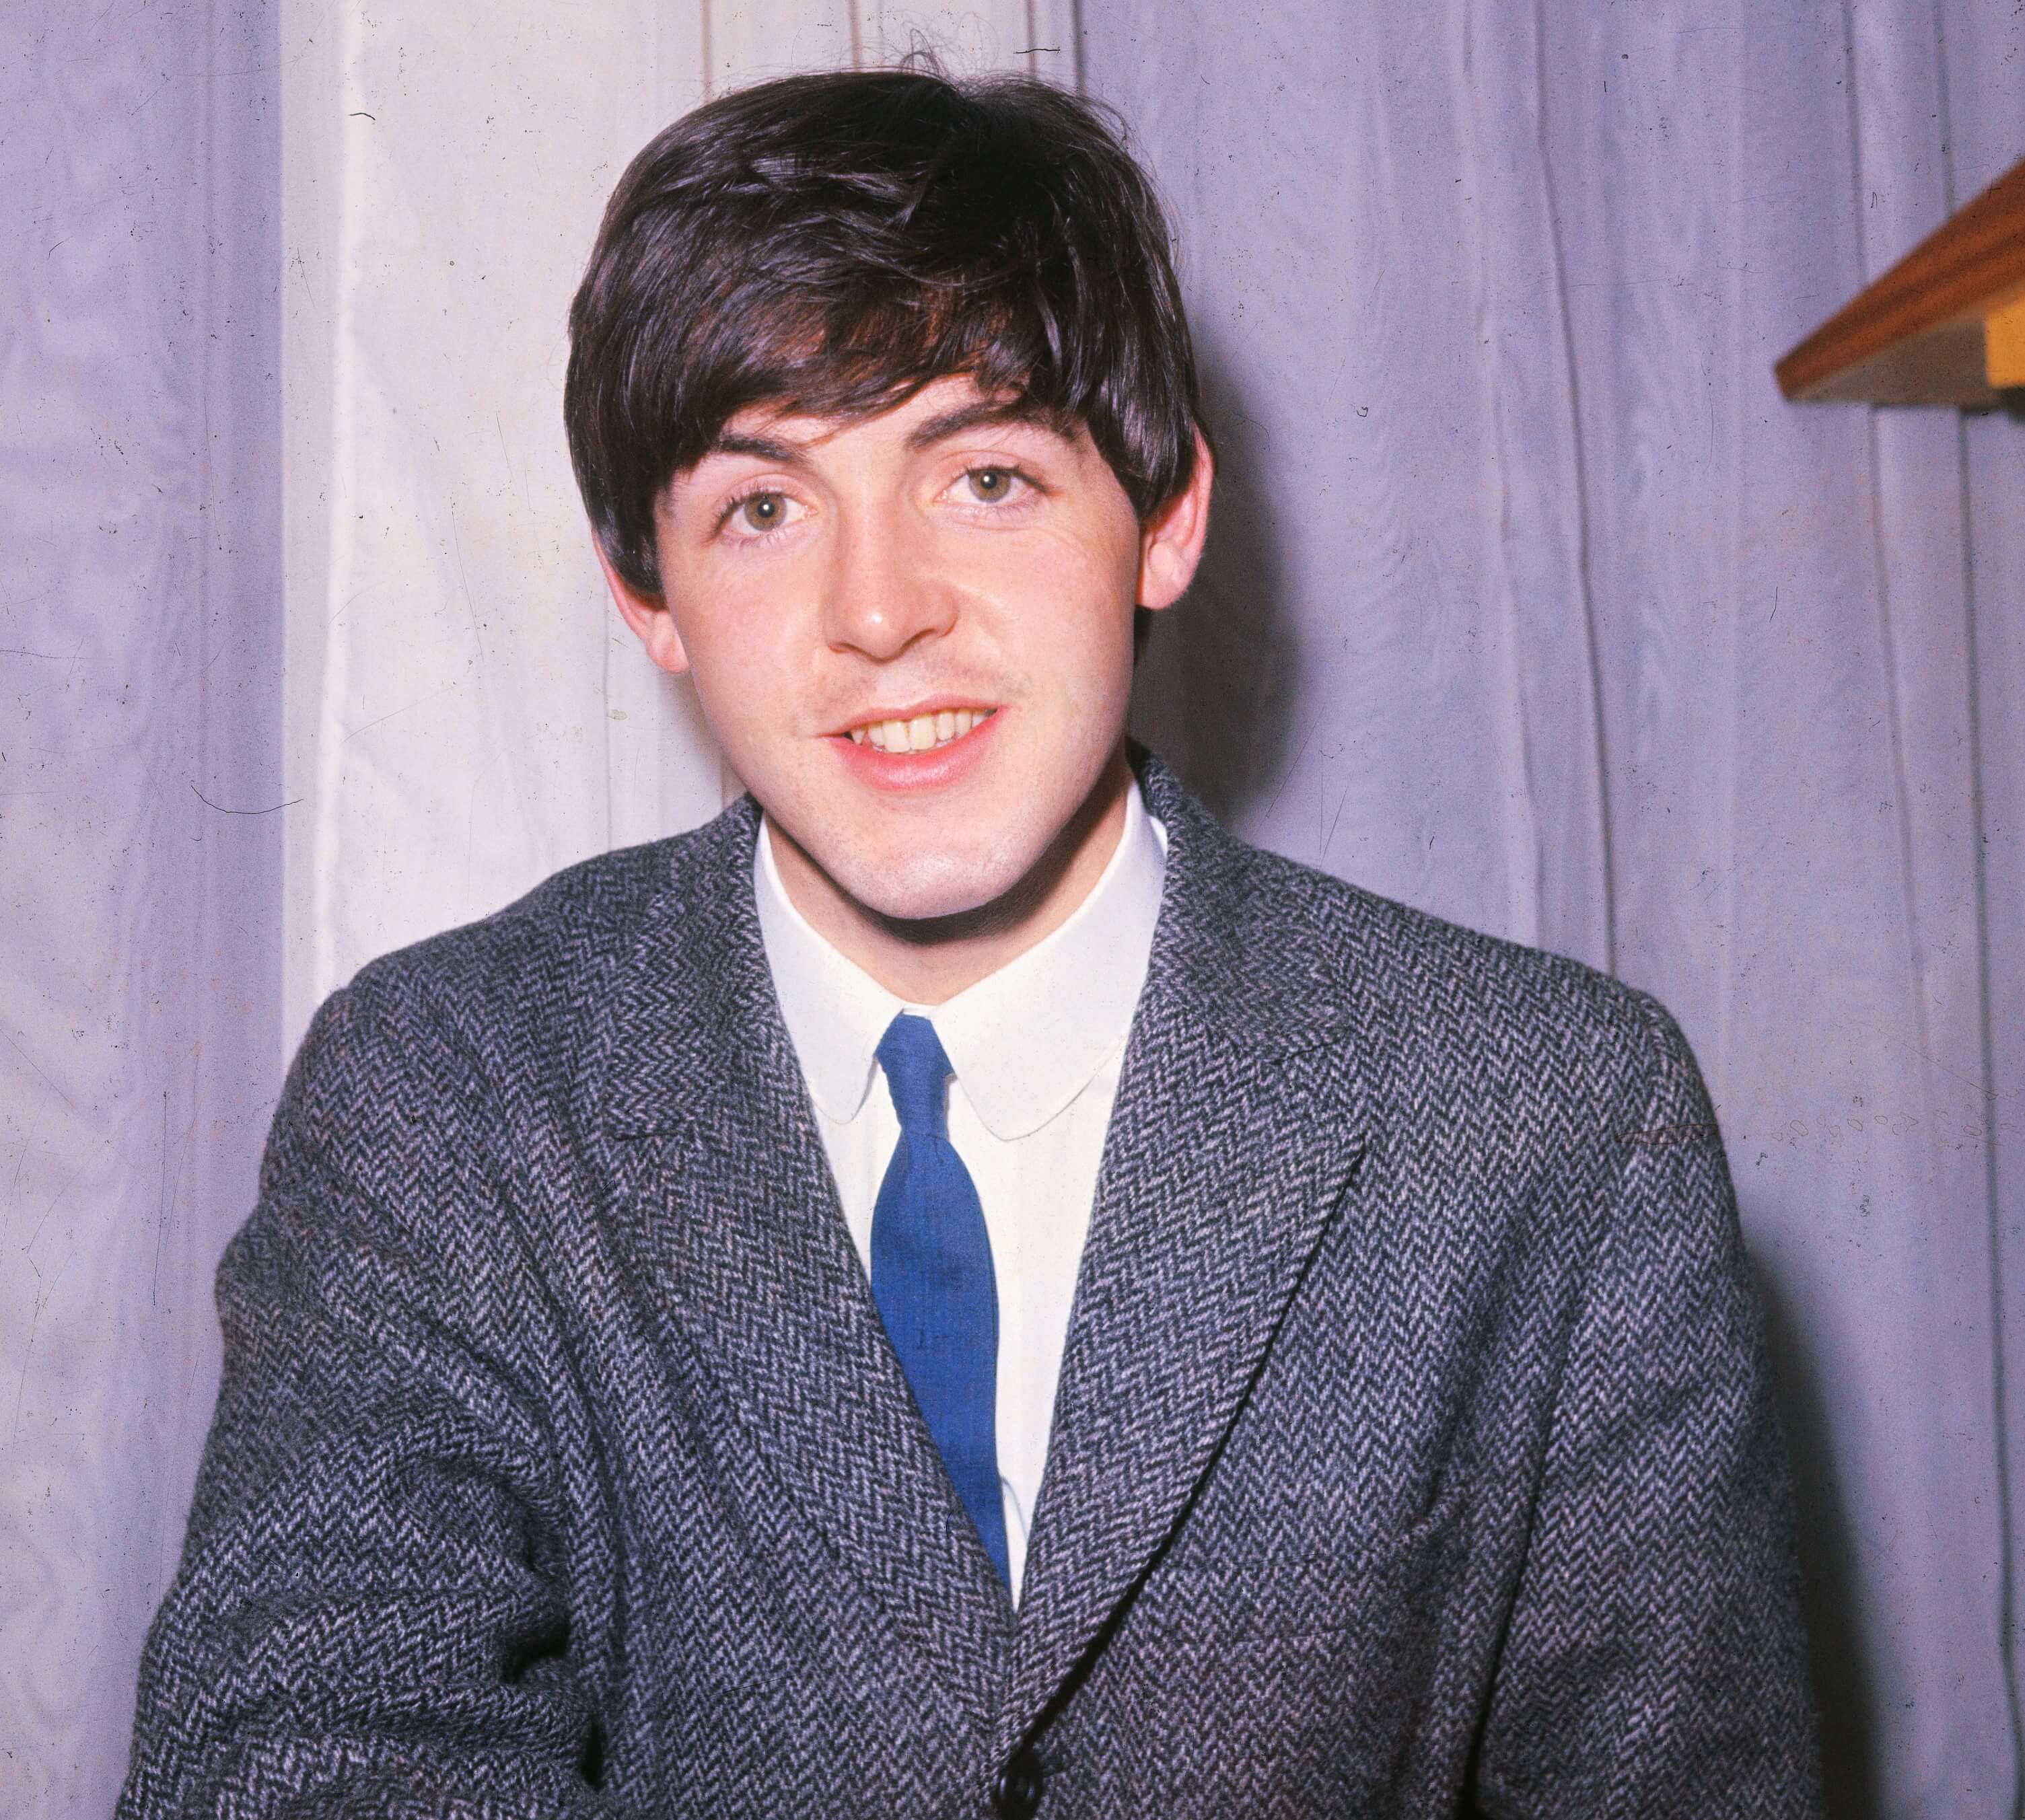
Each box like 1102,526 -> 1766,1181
767,748 -> 1135,1005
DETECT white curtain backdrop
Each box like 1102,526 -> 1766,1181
2,5 -> 281,1813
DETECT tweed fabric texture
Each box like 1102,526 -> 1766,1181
119,752 -> 1821,1817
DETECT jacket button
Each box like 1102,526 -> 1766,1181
989,1745 -> 1044,1818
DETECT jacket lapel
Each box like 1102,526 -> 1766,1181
993,759 -> 1371,1753
598,801 -> 1013,1731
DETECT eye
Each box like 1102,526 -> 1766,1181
720,488 -> 805,540
958,466 -> 1026,505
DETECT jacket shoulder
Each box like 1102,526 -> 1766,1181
1233,841 -> 1684,1100
322,807 -> 747,1074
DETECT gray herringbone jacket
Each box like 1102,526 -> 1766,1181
120,754 -> 1821,1817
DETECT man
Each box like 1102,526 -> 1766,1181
121,67 -> 1820,1817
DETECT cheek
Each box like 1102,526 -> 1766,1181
968,530 -> 1138,695
670,566 -> 804,704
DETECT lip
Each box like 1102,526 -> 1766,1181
824,702 -> 1004,791
824,696 -> 999,738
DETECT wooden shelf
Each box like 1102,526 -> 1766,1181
1776,155 -> 2025,406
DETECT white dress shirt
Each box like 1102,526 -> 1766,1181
754,783 -> 1168,1602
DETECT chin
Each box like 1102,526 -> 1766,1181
829,838 -> 1038,926
753,733 -> 1117,931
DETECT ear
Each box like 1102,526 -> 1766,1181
596,538 -> 691,676
1136,427 -> 1215,612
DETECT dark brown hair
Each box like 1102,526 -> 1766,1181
565,65 -> 1206,597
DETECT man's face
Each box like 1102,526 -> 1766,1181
604,375 -> 1207,925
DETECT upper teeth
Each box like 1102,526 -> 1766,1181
849,708 -> 991,752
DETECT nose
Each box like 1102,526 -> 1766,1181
819,504 -> 957,661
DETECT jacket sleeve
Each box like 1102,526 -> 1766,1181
118,978 -> 620,1819
1470,996 -> 1823,1817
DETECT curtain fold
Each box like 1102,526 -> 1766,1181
0,6 -> 281,1815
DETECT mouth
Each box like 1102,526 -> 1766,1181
836,706 -> 998,754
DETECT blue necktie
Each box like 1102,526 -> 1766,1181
869,1013 -> 1009,1587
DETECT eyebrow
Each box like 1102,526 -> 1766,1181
703,431 -> 806,467
901,397 -> 1064,450
696,399 -> 1065,470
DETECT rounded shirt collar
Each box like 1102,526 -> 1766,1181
754,783 -> 1169,1142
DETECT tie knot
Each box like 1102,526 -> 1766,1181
876,1012 -> 952,1138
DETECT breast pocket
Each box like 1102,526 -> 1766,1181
1131,1469 -> 1472,1645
